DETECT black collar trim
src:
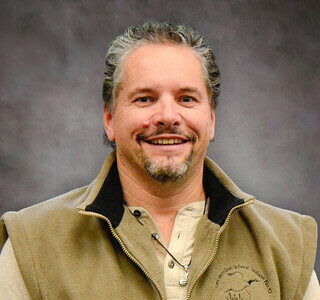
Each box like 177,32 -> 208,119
203,167 -> 244,225
85,161 -> 244,228
85,161 -> 125,227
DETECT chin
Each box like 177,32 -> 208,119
141,151 -> 194,183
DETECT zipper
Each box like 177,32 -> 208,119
186,199 -> 255,300
77,210 -> 165,300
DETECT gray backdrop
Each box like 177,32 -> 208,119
1,0 -> 319,274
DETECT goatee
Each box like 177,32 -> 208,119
141,150 -> 194,183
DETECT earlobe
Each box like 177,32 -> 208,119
103,107 -> 115,142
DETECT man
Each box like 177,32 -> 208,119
0,22 -> 318,299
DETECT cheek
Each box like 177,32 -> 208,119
185,110 -> 213,135
113,110 -> 149,141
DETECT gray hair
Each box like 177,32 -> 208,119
102,21 -> 220,113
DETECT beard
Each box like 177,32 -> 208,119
140,148 -> 194,183
137,127 -> 197,183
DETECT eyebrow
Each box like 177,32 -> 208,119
177,88 -> 202,98
128,88 -> 155,99
128,87 -> 203,99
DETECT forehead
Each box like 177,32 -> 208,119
120,44 -> 207,92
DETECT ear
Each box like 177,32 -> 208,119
103,107 -> 115,142
209,110 -> 215,141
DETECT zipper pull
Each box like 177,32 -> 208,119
179,265 -> 189,286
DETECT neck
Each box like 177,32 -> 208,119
116,155 -> 206,244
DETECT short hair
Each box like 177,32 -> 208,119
102,21 -> 220,113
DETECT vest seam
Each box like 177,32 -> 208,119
17,213 -> 44,300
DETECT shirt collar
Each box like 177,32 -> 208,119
84,153 -> 254,228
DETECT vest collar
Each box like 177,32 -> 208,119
83,152 -> 254,228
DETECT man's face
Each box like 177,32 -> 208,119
104,44 -> 215,183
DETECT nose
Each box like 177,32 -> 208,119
151,96 -> 182,127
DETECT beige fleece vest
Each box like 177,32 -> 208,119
1,155 -> 317,299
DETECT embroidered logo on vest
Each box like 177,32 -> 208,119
215,264 -> 272,299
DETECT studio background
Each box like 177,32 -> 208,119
1,0 -> 319,273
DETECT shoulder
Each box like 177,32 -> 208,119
0,153 -> 117,248
243,200 -> 317,283
239,200 -> 317,249
236,200 -> 317,298
234,199 -> 318,269
1,184 -> 91,248
4,184 -> 87,216
246,199 -> 317,236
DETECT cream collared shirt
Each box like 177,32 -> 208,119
129,201 -> 207,300
0,202 -> 319,299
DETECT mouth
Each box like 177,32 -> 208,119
145,138 -> 188,145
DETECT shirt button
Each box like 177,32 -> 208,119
168,260 -> 175,268
133,210 -> 141,217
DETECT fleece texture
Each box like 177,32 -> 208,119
0,153 -> 317,299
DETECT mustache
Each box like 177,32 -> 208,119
137,127 -> 197,144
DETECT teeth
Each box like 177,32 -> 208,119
150,138 -> 184,145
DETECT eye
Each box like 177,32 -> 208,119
181,96 -> 194,102
134,96 -> 154,106
179,96 -> 197,106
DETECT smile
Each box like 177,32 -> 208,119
148,138 -> 185,145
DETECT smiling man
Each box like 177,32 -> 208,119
104,44 -> 213,185
0,22 -> 319,299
